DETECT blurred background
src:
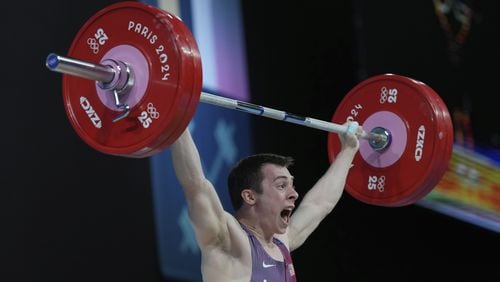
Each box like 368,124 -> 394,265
2,0 -> 499,281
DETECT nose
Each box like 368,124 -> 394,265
288,187 -> 299,201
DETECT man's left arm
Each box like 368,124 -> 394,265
287,126 -> 360,251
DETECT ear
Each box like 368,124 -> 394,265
241,189 -> 256,205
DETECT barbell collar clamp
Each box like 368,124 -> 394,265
46,53 -> 132,122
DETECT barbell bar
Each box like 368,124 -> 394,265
44,1 -> 453,207
46,53 -> 390,149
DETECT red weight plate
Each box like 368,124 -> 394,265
138,8 -> 203,158
383,80 -> 453,206
327,74 -> 453,207
63,1 -> 199,157
382,81 -> 442,206
394,82 -> 453,206
125,6 -> 202,158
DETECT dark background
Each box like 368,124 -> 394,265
2,0 -> 498,281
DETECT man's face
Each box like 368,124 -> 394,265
256,163 -> 299,234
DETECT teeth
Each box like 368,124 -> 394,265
281,207 -> 294,220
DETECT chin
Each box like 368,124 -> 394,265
276,223 -> 288,234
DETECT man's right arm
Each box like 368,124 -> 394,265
170,129 -> 228,247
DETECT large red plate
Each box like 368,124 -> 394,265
63,1 -> 202,157
328,74 -> 453,206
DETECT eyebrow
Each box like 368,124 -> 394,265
273,175 -> 294,182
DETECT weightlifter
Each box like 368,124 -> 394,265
170,122 -> 362,281
42,2 -> 453,281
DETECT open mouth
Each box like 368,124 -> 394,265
280,208 -> 293,224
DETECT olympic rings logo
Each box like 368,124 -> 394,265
138,103 -> 160,129
147,103 -> 160,119
87,28 -> 109,54
368,175 -> 385,192
87,38 -> 99,54
376,176 -> 385,192
379,87 -> 398,104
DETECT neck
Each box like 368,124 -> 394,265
238,218 -> 275,248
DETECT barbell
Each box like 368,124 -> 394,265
45,1 -> 453,207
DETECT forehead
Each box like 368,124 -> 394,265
261,163 -> 293,181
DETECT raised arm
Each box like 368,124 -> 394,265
170,129 -> 229,247
287,123 -> 361,250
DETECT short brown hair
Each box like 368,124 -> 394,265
227,153 -> 294,211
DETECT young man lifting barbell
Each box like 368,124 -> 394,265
170,122 -> 361,282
